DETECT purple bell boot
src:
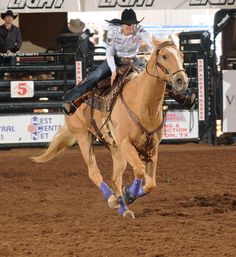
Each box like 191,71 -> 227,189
128,178 -> 145,197
100,182 -> 114,200
117,196 -> 128,215
123,178 -> 145,205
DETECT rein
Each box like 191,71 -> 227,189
145,41 -> 185,83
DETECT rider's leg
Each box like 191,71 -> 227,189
63,60 -> 111,115
168,88 -> 196,110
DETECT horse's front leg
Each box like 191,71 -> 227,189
143,146 -> 158,193
121,139 -> 147,205
109,147 -> 136,218
123,144 -> 159,205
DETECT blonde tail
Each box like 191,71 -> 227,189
32,125 -> 76,163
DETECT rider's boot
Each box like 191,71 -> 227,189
62,98 -> 83,116
62,84 -> 88,116
169,91 -> 196,110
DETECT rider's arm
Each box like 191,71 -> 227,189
106,40 -> 116,73
138,26 -> 153,52
106,43 -> 117,85
105,24 -> 118,85
105,24 -> 117,73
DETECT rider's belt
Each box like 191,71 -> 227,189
119,57 -> 136,64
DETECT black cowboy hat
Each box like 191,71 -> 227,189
120,8 -> 144,25
106,8 -> 144,25
1,10 -> 17,20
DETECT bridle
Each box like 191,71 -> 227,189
145,41 -> 185,84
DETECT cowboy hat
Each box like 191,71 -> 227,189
68,19 -> 85,34
106,8 -> 144,25
120,8 -> 144,25
1,10 -> 17,20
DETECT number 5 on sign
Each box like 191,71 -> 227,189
11,81 -> 34,98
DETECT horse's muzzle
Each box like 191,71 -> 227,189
170,71 -> 189,94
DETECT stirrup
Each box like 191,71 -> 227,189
62,101 -> 77,116
184,92 -> 196,110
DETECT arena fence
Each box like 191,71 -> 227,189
0,31 -> 216,148
0,51 -> 85,148
0,52 -> 85,113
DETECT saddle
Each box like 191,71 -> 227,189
73,64 -> 137,112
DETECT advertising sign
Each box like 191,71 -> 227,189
0,111 -> 198,145
0,0 -> 81,13
1,0 -> 236,13
11,81 -> 34,98
197,59 -> 205,121
80,0 -> 236,11
162,110 -> 199,140
75,61 -> 83,85
0,114 -> 65,144
222,70 -> 236,132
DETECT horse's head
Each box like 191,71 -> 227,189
148,38 -> 189,94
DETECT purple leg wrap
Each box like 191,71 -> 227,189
117,196 -> 128,215
100,182 -> 114,200
129,178 -> 145,197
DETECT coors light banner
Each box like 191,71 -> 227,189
80,0 -> 236,11
0,0 -> 81,13
1,0 -> 236,13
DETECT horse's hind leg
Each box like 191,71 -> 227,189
75,131 -> 114,204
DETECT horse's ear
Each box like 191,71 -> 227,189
152,37 -> 163,47
168,33 -> 180,47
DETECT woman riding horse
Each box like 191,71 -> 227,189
62,9 -> 194,116
33,37 -> 189,218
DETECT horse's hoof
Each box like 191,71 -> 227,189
122,185 -> 137,205
107,194 -> 119,209
122,209 -> 135,219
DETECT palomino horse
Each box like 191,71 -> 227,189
33,39 -> 189,218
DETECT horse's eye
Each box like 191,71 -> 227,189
162,55 -> 167,60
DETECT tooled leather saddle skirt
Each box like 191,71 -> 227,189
75,64 -> 137,112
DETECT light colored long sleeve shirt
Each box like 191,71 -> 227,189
105,22 -> 153,72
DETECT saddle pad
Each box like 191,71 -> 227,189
84,65 -> 134,112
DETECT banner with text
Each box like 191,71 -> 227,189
0,111 -> 198,145
222,70 -> 236,132
0,0 -> 81,13
80,0 -> 236,11
0,114 -> 65,144
162,110 -> 199,140
2,0 -> 236,13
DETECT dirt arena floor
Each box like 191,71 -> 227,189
0,143 -> 236,257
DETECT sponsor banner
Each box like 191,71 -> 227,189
76,61 -> 83,85
80,0 -> 236,11
197,59 -> 205,121
0,0 -> 81,13
1,0 -> 236,12
222,70 -> 236,132
162,110 -> 199,140
0,114 -> 65,144
0,111 -> 198,144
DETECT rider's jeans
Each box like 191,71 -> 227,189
63,56 -> 145,102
